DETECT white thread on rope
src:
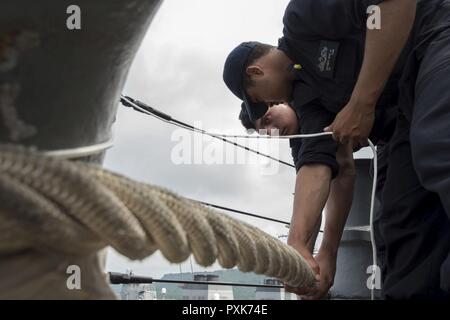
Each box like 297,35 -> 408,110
42,138 -> 114,159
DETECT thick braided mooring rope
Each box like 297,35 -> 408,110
0,145 -> 315,290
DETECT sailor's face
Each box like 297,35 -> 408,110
244,49 -> 294,104
245,72 -> 293,105
254,103 -> 299,136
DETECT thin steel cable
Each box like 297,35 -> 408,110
120,95 -> 295,168
109,272 -> 284,288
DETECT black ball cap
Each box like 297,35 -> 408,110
223,42 -> 268,122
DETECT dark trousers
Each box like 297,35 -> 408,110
376,26 -> 450,299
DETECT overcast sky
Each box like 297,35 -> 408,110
103,0 -> 371,278
103,0 -> 297,278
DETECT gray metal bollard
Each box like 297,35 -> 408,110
0,0 -> 162,154
0,0 -> 163,299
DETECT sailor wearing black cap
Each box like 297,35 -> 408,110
222,0 -> 450,299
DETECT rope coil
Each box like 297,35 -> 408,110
0,145 -> 316,291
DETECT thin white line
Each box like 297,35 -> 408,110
204,130 -> 379,300
41,139 -> 114,159
208,132 -> 334,139
368,139 -> 378,300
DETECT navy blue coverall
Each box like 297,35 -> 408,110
278,0 -> 450,298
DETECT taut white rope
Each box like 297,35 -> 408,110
0,145 -> 316,299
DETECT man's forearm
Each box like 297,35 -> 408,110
352,0 -> 416,105
288,164 -> 332,251
320,148 -> 356,255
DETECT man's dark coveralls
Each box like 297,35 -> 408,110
279,0 -> 450,299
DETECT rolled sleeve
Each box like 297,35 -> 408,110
293,100 -> 339,178
283,0 -> 386,39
